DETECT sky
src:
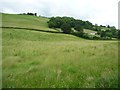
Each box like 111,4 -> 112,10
0,0 -> 119,28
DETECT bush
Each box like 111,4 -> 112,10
82,33 -> 89,39
93,36 -> 100,40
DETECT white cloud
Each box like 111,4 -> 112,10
0,0 -> 119,28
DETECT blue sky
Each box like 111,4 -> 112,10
0,0 -> 119,28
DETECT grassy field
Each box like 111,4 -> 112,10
84,29 -> 97,34
2,14 -> 118,88
2,14 -> 56,32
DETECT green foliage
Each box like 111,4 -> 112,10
61,23 -> 72,34
105,29 -> 112,38
82,33 -> 100,40
74,25 -> 83,32
98,27 -> 118,39
93,24 -> 101,31
47,17 -> 63,28
84,21 -> 93,29
48,16 -> 93,32
118,30 -> 120,39
62,17 -> 75,27
47,16 -> 75,29
107,25 -> 110,28
109,26 -> 117,38
47,16 -> 118,40
74,25 -> 84,36
82,33 -> 89,39
100,31 -> 106,38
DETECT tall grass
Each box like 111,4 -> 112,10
2,28 -> 118,88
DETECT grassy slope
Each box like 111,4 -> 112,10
2,14 -> 118,88
2,14 -> 56,31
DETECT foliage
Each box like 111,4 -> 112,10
118,30 -> 120,39
47,17 -> 63,28
20,12 -> 37,16
109,26 -> 117,38
61,23 -> 72,34
47,16 -> 93,31
100,31 -> 106,38
74,24 -> 84,36
47,16 -> 118,40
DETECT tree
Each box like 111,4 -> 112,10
94,24 -> 98,31
47,17 -> 57,28
107,25 -> 110,28
61,23 -> 72,34
47,16 -> 118,40
48,20 -> 57,28
100,31 -> 106,38
62,17 -> 75,27
97,29 -> 101,35
105,32 -> 112,39
84,21 -> 93,29
47,17 -> 63,28
74,24 -> 84,36
118,30 -> 120,39
27,12 -> 34,16
35,13 -> 37,16
110,26 -> 117,38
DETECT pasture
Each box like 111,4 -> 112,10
2,14 -> 118,88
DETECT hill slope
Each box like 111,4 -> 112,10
2,14 -> 56,31
2,14 -> 118,88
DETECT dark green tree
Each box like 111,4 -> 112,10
94,24 -> 98,31
118,30 -> 120,39
107,25 -> 110,28
61,23 -> 72,34
47,17 -> 63,28
74,24 -> 84,36
100,31 -> 106,38
84,21 -> 93,29
110,26 -> 117,38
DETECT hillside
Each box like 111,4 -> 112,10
2,14 -> 57,32
2,14 -> 118,88
2,14 -> 102,35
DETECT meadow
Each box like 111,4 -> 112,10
2,14 -> 118,88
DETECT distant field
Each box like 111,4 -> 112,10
2,14 -> 118,88
84,29 -> 97,34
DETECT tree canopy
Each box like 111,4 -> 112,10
47,16 -> 118,40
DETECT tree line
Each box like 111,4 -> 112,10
47,16 -> 119,40
19,12 -> 37,16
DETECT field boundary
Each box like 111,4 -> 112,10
1,26 -> 62,34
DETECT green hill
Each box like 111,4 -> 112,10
2,14 -> 56,31
2,14 -> 118,88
